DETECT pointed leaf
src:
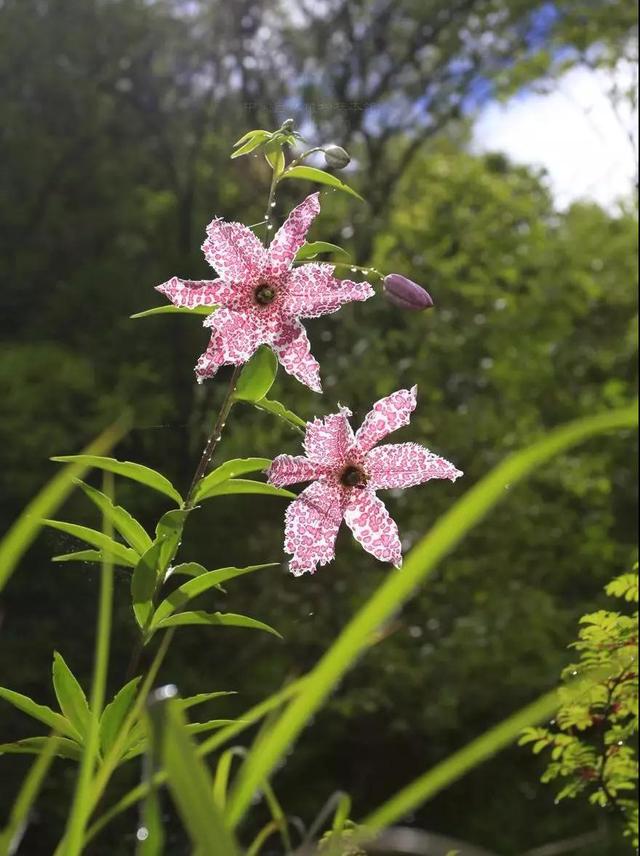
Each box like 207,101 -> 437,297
165,562 -> 209,580
131,304 -> 215,319
233,347 -> 278,403
50,456 -> 183,504
100,678 -> 141,756
192,458 -> 271,503
0,737 -> 82,761
43,520 -> 138,567
75,480 -> 152,554
295,241 -> 351,261
196,479 -> 294,502
254,398 -> 306,430
52,652 -> 90,740
131,539 -> 165,630
155,509 -> 190,572
0,688 -> 80,740
151,564 -> 277,628
231,132 -> 271,159
264,142 -> 285,177
281,166 -> 364,201
181,691 -> 237,711
185,720 -> 236,736
233,129 -> 269,148
145,692 -> 241,855
53,549 -> 134,568
154,611 -> 282,638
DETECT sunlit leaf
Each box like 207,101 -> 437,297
233,347 -> 278,403
52,652 -> 90,740
153,610 -> 282,638
281,166 -> 364,201
50,456 -> 183,504
131,540 -> 165,631
42,520 -> 138,568
53,549 -> 133,568
130,305 -> 214,319
254,398 -> 306,430
100,678 -> 141,757
0,737 -> 82,761
192,458 -> 271,504
295,241 -> 351,261
231,131 -> 271,159
150,564 -> 277,628
264,142 -> 285,177
0,688 -> 80,740
145,690 -> 240,855
75,480 -> 152,555
196,479 -> 294,502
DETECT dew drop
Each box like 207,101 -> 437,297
136,827 -> 150,842
270,201 -> 276,208
267,224 -> 274,230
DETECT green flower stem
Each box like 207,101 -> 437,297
184,364 -> 243,510
60,474 -> 116,856
286,146 -> 324,170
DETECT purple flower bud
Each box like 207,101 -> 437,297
323,145 -> 351,169
383,274 -> 434,311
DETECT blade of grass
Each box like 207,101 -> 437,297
0,416 -> 129,593
0,734 -> 60,856
226,404 -> 637,826
61,473 -> 116,856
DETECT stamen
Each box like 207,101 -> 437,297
341,465 -> 366,487
255,284 -> 276,305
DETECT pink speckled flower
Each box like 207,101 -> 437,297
268,387 -> 463,575
155,193 -> 373,391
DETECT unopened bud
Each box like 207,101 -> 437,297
383,274 -> 434,311
280,118 -> 295,131
323,145 -> 350,169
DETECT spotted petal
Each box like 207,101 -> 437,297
283,264 -> 374,319
155,277 -> 230,308
268,455 -> 329,487
202,220 -> 267,285
271,319 -> 322,393
366,443 -> 463,489
355,386 -> 418,453
344,490 -> 402,567
195,307 -> 267,379
268,193 -> 320,277
284,478 -> 347,576
303,408 -> 354,466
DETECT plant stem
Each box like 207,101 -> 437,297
184,364 -> 243,508
61,474 -> 116,856
296,259 -> 384,280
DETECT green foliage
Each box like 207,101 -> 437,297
520,571 -> 639,846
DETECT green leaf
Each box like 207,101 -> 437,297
0,735 -> 60,853
42,520 -> 138,568
150,564 -> 277,628
281,166 -> 364,201
264,142 -> 285,177
181,691 -> 237,711
295,241 -> 351,261
0,688 -> 80,741
233,129 -> 269,148
192,457 -> 271,503
52,653 -> 91,740
100,678 -> 141,757
0,737 -> 82,761
131,540 -> 165,631
254,398 -> 307,430
154,509 -> 190,574
166,562 -> 208,580
231,131 -> 271,159
145,691 -> 241,855
53,549 -> 134,568
74,480 -> 152,555
50,456 -> 183,505
233,347 -> 278,403
130,305 -> 215,319
196,479 -> 294,502
0,418 -> 128,594
153,611 -> 282,638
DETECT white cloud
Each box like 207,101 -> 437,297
472,61 -> 638,210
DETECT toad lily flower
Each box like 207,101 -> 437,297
268,387 -> 463,575
156,193 -> 373,391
